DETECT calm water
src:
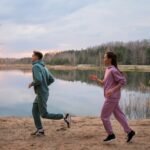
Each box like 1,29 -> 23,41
0,69 -> 150,119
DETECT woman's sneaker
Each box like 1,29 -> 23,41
103,134 -> 116,142
127,130 -> 135,143
31,129 -> 45,136
64,114 -> 71,128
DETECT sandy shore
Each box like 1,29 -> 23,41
0,117 -> 150,150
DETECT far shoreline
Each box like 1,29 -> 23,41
0,64 -> 150,72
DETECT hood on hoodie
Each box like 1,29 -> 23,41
32,60 -> 45,67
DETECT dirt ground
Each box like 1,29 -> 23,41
0,117 -> 150,150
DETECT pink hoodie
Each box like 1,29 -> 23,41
103,65 -> 126,102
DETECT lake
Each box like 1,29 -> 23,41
0,69 -> 149,119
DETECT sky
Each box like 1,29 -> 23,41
0,0 -> 150,58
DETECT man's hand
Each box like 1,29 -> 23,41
89,74 -> 98,81
106,89 -> 113,97
28,83 -> 33,88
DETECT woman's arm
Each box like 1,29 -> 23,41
106,69 -> 126,97
96,79 -> 104,86
106,83 -> 122,97
89,75 -> 104,86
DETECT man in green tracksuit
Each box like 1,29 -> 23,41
29,51 -> 71,136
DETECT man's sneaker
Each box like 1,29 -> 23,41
103,134 -> 116,142
127,130 -> 135,143
31,129 -> 45,136
64,114 -> 71,128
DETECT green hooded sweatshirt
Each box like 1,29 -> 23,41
31,60 -> 54,95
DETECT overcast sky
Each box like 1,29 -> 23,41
0,0 -> 150,58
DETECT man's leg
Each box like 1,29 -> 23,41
38,93 -> 64,120
32,100 -> 43,130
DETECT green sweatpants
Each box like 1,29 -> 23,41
32,93 -> 64,129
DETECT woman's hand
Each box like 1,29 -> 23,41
89,74 -> 98,81
106,89 -> 113,97
89,74 -> 104,86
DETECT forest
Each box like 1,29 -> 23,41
0,39 -> 150,65
44,39 -> 150,66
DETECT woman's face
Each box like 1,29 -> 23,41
104,53 -> 111,66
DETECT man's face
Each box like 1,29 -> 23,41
32,54 -> 38,62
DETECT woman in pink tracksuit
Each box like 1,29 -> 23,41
90,51 -> 135,142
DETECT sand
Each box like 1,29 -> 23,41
0,117 -> 150,150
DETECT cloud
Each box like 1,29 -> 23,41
0,0 -> 96,23
0,0 -> 150,57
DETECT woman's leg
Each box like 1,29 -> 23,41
101,100 -> 117,134
113,103 -> 131,133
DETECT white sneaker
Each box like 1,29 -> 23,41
31,129 -> 45,136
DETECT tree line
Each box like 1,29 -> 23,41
0,39 -> 150,65
44,39 -> 150,66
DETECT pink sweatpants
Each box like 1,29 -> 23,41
101,100 -> 131,134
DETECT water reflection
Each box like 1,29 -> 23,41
51,70 -> 150,91
0,69 -> 149,119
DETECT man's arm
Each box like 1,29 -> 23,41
31,66 -> 43,87
47,71 -> 55,86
